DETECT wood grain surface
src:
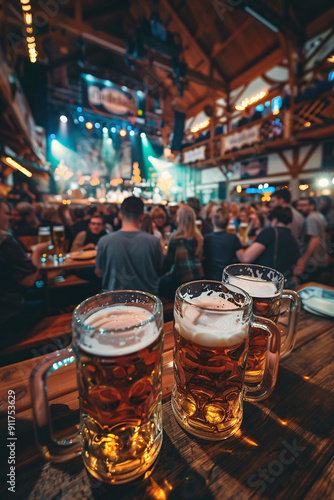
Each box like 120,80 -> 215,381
0,308 -> 333,499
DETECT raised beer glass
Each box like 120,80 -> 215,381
223,264 -> 300,384
53,225 -> 65,259
172,281 -> 280,440
30,291 -> 164,484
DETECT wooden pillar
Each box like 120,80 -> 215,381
289,178 -> 300,201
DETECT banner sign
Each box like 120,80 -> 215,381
183,146 -> 206,164
81,75 -> 146,119
222,123 -> 260,154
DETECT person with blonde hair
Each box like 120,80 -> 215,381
159,205 -> 204,300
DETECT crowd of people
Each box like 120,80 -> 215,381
0,182 -> 333,343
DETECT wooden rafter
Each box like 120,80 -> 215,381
160,0 -> 228,85
211,18 -> 253,59
299,144 -> 319,171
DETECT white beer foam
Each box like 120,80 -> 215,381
78,305 -> 159,356
228,276 -> 278,298
175,291 -> 248,348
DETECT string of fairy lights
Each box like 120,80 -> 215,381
20,0 -> 37,63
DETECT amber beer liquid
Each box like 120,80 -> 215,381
172,291 -> 249,440
228,277 -> 281,384
72,305 -> 163,484
238,223 -> 248,240
53,225 -> 65,256
227,223 -> 236,234
38,227 -> 51,244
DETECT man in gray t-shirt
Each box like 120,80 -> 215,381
95,197 -> 163,294
294,197 -> 328,282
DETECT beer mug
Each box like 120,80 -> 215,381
52,225 -> 65,258
223,264 -> 300,383
30,291 -> 164,484
38,227 -> 51,262
171,281 -> 280,440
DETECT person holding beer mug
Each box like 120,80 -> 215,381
172,280 -> 280,440
31,291 -> 164,484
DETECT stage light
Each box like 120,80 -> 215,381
60,115 -> 68,123
102,127 -> 108,133
129,130 -> 135,136
85,121 -> 93,130
50,134 -> 56,140
119,129 -> 127,137
95,122 -> 101,129
137,109 -> 143,116
78,116 -> 84,122
121,86 -> 128,92
127,125 -> 132,131
140,132 -> 146,138
134,128 -> 139,133
77,106 -> 82,112
111,127 -> 116,133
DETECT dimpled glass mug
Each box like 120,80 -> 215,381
171,280 -> 280,440
223,264 -> 300,386
30,291 -> 164,484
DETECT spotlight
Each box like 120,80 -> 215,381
77,106 -> 82,112
140,132 -> 146,138
95,122 -> 101,129
129,130 -> 135,136
111,127 -> 116,133
127,125 -> 132,131
119,129 -> 127,137
78,116 -> 84,122
60,115 -> 68,123
102,127 -> 108,133
85,121 -> 93,130
50,134 -> 56,140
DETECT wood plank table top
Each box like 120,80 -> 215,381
0,297 -> 333,499
40,254 -> 96,272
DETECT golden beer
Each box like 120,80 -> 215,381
30,292 -> 164,484
238,222 -> 248,240
223,264 -> 300,384
172,282 -> 250,439
227,223 -> 236,234
53,225 -> 65,256
171,281 -> 281,435
38,227 -> 51,244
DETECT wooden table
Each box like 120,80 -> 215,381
0,307 -> 333,499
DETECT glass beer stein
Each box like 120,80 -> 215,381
171,281 -> 280,440
30,291 -> 164,484
223,264 -> 300,385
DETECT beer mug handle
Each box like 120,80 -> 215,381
30,347 -> 82,462
245,317 -> 280,402
280,290 -> 301,359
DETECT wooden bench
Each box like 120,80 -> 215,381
0,298 -> 174,367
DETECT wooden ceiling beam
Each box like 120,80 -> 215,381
211,18 -> 253,59
42,13 -> 227,93
229,46 -> 284,90
306,6 -> 334,39
186,96 -> 213,119
160,0 -> 228,85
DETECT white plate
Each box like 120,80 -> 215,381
299,286 -> 334,318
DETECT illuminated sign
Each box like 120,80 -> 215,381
245,186 -> 276,194
81,75 -> 146,119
